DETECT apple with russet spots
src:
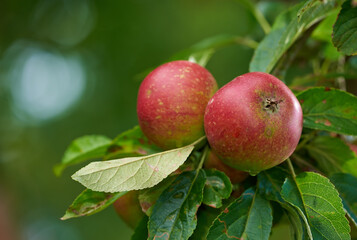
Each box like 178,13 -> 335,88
137,60 -> 218,150
204,72 -> 303,174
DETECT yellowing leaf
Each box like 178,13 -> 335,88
71,143 -> 196,192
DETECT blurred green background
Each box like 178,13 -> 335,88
0,0 -> 289,239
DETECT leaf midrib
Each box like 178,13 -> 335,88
240,189 -> 259,238
76,146 -> 193,176
290,177 -> 313,239
159,170 -> 203,240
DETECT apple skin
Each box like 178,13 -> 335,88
137,60 -> 218,150
113,191 -> 145,229
204,72 -> 303,174
204,150 -> 248,184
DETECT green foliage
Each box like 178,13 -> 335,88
55,126 -> 161,176
297,87 -> 357,135
57,0 -> 357,239
306,136 -> 357,176
297,0 -> 337,19
61,189 -> 124,220
250,0 -> 342,73
202,169 -> 232,208
258,167 -> 309,240
131,216 -> 149,240
281,172 -> 350,240
106,126 -> 161,160
331,173 -> 357,227
54,135 -> 112,176
207,188 -> 273,240
190,207 -> 224,240
235,0 -> 271,34
333,0 -> 357,55
311,11 -> 339,42
148,170 -> 206,240
138,175 -> 176,216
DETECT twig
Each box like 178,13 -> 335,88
197,145 -> 209,170
234,37 -> 259,49
287,158 -> 296,178
235,0 -> 271,34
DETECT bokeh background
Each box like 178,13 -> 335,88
0,0 -> 293,239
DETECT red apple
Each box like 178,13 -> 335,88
204,72 -> 303,174
204,150 -> 248,184
137,60 -> 218,150
113,191 -> 144,229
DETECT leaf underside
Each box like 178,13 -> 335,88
71,145 -> 194,192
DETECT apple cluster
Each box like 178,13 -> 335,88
138,60 -> 303,174
115,60 -> 303,228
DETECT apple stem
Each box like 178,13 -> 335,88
233,0 -> 271,34
286,158 -> 296,178
197,145 -> 209,170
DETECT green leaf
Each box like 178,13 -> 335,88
235,0 -> 271,34
190,207 -> 223,240
311,10 -> 340,42
131,215 -> 149,240
306,136 -> 357,177
55,126 -> 161,176
202,169 -> 232,209
333,0 -> 357,55
331,173 -> 357,227
148,170 -> 206,240
297,87 -> 357,135
258,167 -> 310,240
207,188 -> 273,240
289,72 -> 357,89
54,135 -> 112,176
106,125 -> 161,160
297,0 -> 331,19
250,0 -> 342,73
138,175 -> 176,216
71,138 -> 201,192
281,172 -> 351,240
258,167 -> 290,202
61,189 -> 124,220
324,41 -> 344,60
